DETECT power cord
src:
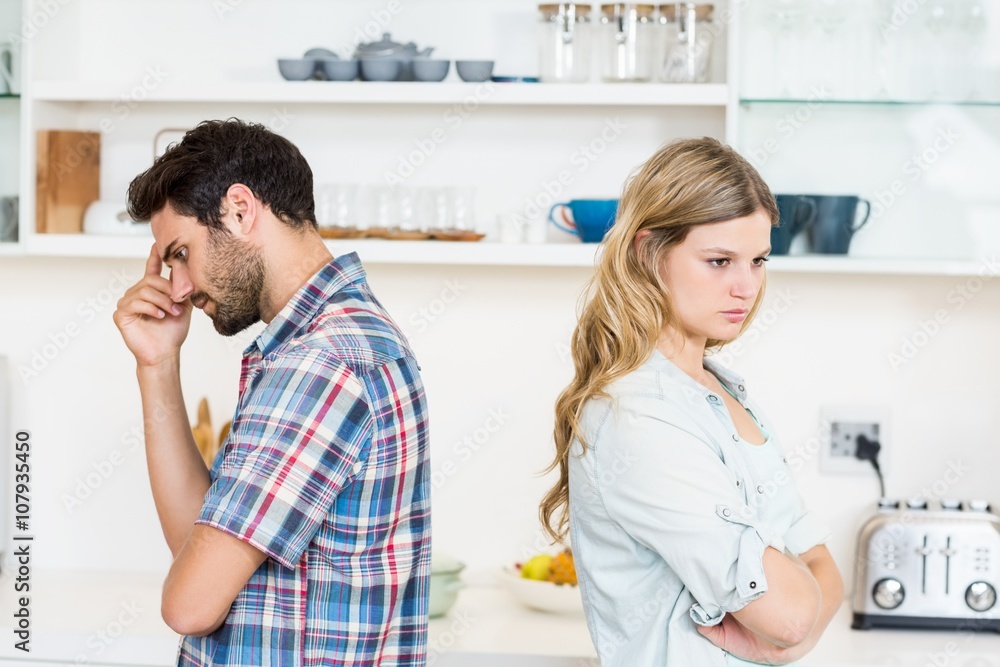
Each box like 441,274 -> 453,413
855,434 -> 885,498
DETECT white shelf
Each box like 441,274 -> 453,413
23,233 -> 602,267
30,80 -> 730,107
19,234 -> 999,274
0,242 -> 24,256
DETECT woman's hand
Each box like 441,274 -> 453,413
697,614 -> 793,665
113,245 -> 192,368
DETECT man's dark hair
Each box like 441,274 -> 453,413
127,118 -> 316,231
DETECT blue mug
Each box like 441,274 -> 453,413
549,199 -> 619,243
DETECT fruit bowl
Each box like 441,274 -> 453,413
497,567 -> 584,615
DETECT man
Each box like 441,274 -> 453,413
113,119 -> 431,666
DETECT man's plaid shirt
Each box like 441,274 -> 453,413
177,252 -> 431,666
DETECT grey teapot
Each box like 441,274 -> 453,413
353,32 -> 434,81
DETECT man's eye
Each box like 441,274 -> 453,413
176,248 -> 187,261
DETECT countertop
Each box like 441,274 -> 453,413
0,570 -> 997,666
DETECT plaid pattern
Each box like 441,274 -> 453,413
177,252 -> 431,666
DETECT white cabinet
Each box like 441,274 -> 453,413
735,1 -> 1000,264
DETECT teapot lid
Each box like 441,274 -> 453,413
355,32 -> 409,56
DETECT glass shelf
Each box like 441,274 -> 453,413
0,93 -> 20,99
740,97 -> 1000,108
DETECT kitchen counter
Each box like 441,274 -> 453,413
0,570 -> 997,666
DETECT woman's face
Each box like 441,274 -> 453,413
659,210 -> 773,343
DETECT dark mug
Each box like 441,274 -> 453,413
548,199 -> 619,243
807,195 -> 872,254
772,195 -> 817,255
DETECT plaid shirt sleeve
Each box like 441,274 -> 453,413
197,348 -> 374,569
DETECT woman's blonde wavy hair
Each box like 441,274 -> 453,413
540,137 -> 779,543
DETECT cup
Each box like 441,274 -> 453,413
0,196 -> 18,242
0,42 -> 18,95
496,212 -> 525,244
315,183 -> 359,229
806,195 -> 872,255
772,194 -> 817,255
548,199 -> 619,243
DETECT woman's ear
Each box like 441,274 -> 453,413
633,229 -> 652,255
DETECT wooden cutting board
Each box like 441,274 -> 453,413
36,130 -> 101,234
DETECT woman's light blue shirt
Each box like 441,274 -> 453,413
567,349 -> 831,666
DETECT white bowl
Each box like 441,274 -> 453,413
497,567 -> 584,615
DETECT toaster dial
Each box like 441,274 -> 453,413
873,578 -> 905,610
965,581 -> 997,612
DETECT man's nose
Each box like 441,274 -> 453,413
170,267 -> 193,303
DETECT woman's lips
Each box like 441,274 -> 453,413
722,309 -> 748,323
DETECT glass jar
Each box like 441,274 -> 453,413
599,4 -> 656,82
659,3 -> 715,83
539,4 -> 594,83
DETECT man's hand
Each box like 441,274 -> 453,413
114,245 -> 192,367
698,614 -> 793,666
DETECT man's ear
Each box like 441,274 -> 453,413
223,184 -> 258,237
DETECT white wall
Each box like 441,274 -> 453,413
5,0 -> 1000,605
2,255 -> 1000,592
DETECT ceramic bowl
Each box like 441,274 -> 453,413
429,555 -> 465,618
360,59 -> 403,82
320,59 -> 359,81
412,59 -> 451,82
456,60 -> 494,83
278,58 -> 317,81
498,567 -> 584,614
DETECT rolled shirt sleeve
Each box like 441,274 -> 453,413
596,395 -> 777,626
197,349 -> 374,569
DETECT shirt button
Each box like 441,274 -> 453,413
353,462 -> 363,474
735,480 -> 741,487
749,581 -> 757,589
738,385 -> 745,392
722,508 -> 732,518
757,485 -> 764,494
708,395 -> 719,403
732,434 -> 739,441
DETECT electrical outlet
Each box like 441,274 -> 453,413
819,407 -> 889,475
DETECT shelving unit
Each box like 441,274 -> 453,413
31,81 -> 730,107
18,232 -> 1000,275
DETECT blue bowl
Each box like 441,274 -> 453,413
278,58 -> 317,81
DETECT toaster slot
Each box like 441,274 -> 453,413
944,536 -> 952,595
919,534 -> 930,595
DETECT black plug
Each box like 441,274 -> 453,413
855,434 -> 885,498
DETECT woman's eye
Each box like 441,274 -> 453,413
709,258 -> 729,267
753,257 -> 769,266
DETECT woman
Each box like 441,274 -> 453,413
540,137 -> 843,666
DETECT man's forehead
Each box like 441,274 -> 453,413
151,207 -> 197,258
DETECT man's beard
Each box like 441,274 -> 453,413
195,229 -> 267,337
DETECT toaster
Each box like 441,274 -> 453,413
852,498 -> 1000,633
